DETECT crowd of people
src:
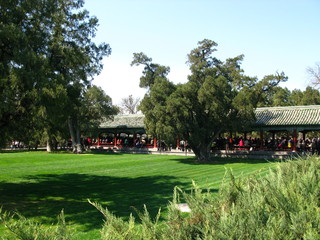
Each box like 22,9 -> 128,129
296,137 -> 320,154
10,141 -> 25,149
90,135 -> 154,148
210,135 -> 320,154
9,133 -> 320,155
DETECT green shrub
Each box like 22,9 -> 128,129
1,156 -> 319,239
87,156 -> 319,240
0,210 -> 71,240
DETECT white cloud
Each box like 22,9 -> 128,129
93,58 -> 146,106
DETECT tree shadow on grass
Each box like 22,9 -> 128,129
0,174 -> 192,232
172,156 -> 282,165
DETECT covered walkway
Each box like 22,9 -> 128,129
253,105 -> 320,151
92,105 -> 320,157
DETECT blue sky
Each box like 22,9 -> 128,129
84,0 -> 320,105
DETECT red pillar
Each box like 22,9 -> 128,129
293,129 -> 297,151
114,134 -> 117,147
153,138 -> 157,148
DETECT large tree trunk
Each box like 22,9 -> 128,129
192,143 -> 212,161
75,124 -> 83,153
68,118 -> 83,154
68,118 -> 77,153
52,137 -> 58,151
46,139 -> 53,152
191,131 -> 221,161
46,129 -> 53,152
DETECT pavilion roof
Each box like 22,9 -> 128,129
100,114 -> 145,129
100,105 -> 320,132
255,105 -> 320,126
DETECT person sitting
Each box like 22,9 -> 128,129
239,138 -> 244,147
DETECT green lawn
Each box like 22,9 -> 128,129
0,151 -> 277,239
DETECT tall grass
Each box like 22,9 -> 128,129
1,155 -> 319,239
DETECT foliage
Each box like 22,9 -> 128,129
0,0 -> 113,150
159,156 -> 320,240
257,86 -> 291,107
298,86 -> 320,105
88,200 -> 163,240
257,86 -> 320,107
131,52 -> 170,89
1,155 -> 318,239
68,85 -> 118,153
134,39 -> 287,160
0,209 -> 71,240
101,156 -> 319,240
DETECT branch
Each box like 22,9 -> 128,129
307,63 -> 320,88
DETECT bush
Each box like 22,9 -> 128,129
1,156 -> 319,239
90,156 -> 319,240
0,210 -> 71,240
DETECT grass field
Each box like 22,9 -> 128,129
0,151 -> 278,239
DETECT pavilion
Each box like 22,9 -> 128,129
93,105 -> 320,151
253,105 -> 320,150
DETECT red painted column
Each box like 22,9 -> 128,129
293,129 -> 297,151
153,138 -> 157,148
114,134 -> 117,147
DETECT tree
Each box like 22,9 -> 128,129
257,87 -> 291,107
131,53 -> 176,144
120,95 -> 141,114
288,87 -> 320,106
134,39 -> 287,161
289,89 -> 304,106
42,0 -> 112,152
68,85 -> 118,152
0,0 -> 50,146
131,52 -> 170,89
300,86 -> 320,105
0,0 -> 113,151
307,63 -> 320,88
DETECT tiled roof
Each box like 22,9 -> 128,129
100,114 -> 145,129
100,105 -> 320,129
255,105 -> 320,126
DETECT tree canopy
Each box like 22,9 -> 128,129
257,86 -> 320,107
133,39 -> 288,160
0,0 -> 116,151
